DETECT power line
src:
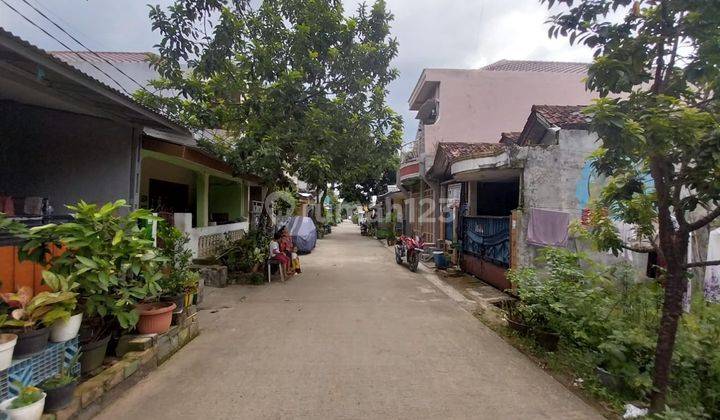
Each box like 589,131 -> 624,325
28,0 -> 97,49
0,0 -> 134,95
18,0 -> 152,95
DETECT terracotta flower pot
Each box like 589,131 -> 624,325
135,302 -> 177,334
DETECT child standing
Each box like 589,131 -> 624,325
291,246 -> 302,274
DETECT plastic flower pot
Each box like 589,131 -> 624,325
161,294 -> 185,314
0,392 -> 46,420
80,335 -> 111,375
42,381 -> 77,412
50,313 -> 83,343
533,329 -> 560,352
596,366 -> 623,392
0,334 -> 17,370
135,302 -> 177,334
7,327 -> 49,359
505,316 -> 531,336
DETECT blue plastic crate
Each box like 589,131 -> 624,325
0,337 -> 79,401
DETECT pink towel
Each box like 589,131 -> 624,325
527,208 -> 570,247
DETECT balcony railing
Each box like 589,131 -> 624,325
401,140 -> 422,164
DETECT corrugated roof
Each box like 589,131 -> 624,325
0,28 -> 187,134
50,51 -> 153,64
482,59 -> 589,74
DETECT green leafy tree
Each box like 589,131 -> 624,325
339,169 -> 396,205
139,0 -> 402,198
542,0 -> 720,412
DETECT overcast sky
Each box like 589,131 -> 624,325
0,0 -> 594,139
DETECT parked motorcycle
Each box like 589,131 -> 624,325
394,235 -> 424,272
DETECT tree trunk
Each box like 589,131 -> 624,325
311,187 -> 321,224
259,186 -> 275,235
649,255 -> 687,412
319,188 -> 328,223
648,157 -> 689,413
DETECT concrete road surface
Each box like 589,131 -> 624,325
96,221 -> 601,420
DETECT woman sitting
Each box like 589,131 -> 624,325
269,231 -> 293,276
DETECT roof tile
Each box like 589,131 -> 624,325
50,51 -> 154,64
482,59 -> 589,74
533,105 -> 589,129
437,142 -> 508,164
499,132 -> 522,145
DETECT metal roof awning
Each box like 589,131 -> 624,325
0,28 -> 189,135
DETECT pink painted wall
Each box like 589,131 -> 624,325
410,69 -> 599,157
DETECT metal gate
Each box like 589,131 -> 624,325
462,216 -> 510,267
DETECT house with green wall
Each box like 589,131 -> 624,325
0,29 -> 260,262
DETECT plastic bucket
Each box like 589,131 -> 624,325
433,251 -> 448,269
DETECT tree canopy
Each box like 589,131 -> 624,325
137,0 -> 402,196
542,0 -> 720,412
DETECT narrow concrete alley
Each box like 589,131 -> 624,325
96,221 -> 601,419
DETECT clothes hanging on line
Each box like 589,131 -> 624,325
527,208 -> 570,247
684,232 -> 694,313
704,228 -> 720,303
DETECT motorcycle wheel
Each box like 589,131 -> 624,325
408,251 -> 419,272
395,246 -> 403,264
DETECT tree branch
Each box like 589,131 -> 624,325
687,206 -> 720,232
622,243 -> 655,254
685,260 -> 720,269
694,94 -> 718,110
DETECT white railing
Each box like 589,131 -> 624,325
173,213 -> 248,258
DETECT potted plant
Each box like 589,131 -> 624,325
135,301 -> 176,334
39,353 -> 79,411
504,304 -> 532,336
0,384 -> 45,420
215,229 -> 270,275
0,288 -> 77,358
78,326 -> 111,376
157,223 -> 196,313
507,266 -> 562,351
512,301 -> 560,351
16,201 -> 165,374
49,312 -> 82,344
41,272 -> 82,343
0,334 -> 17,371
